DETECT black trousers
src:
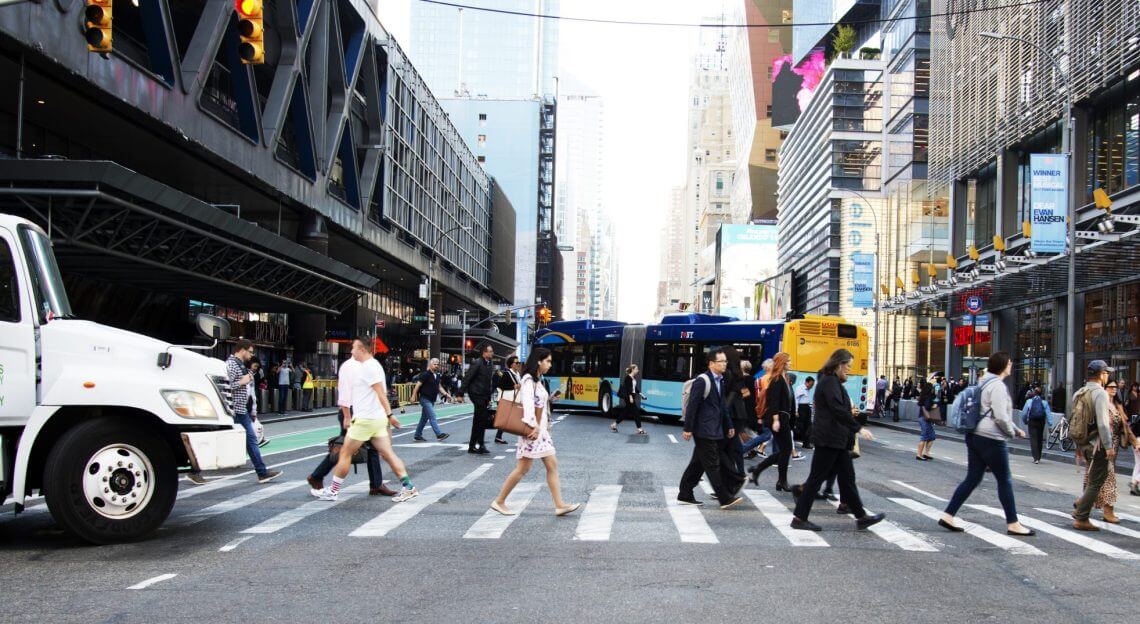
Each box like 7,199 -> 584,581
468,398 -> 492,451
679,437 -> 733,504
796,405 -> 813,446
1027,420 -> 1046,461
614,402 -> 642,428
752,416 -> 793,484
793,446 -> 866,521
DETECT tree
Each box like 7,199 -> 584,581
833,24 -> 857,57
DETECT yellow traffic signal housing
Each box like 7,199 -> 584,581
236,0 -> 264,64
85,0 -> 112,53
537,306 -> 552,324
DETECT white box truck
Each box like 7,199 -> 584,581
0,214 -> 248,543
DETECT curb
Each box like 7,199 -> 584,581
867,419 -> 1136,475
259,409 -> 340,424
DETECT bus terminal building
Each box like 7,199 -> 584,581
0,0 -> 518,374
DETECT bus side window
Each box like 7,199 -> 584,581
672,343 -> 696,382
645,343 -> 671,380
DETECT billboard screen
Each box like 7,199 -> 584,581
755,271 -> 794,321
715,224 -> 779,319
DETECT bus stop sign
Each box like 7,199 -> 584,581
965,296 -> 983,314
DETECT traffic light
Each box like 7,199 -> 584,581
84,0 -> 112,53
236,0 -> 264,64
465,339 -> 474,350
537,306 -> 552,324
427,308 -> 435,324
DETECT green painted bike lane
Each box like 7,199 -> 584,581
261,403 -> 476,456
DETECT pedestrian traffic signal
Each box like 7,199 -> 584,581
236,0 -> 264,64
84,0 -> 113,53
537,306 -> 552,324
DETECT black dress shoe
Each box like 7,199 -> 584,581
790,517 -> 822,531
856,512 -> 886,530
836,503 -> 851,515
938,518 -> 965,532
494,438 -> 508,444
747,468 -> 760,486
775,481 -> 791,492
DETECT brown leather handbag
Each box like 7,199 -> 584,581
494,385 -> 544,437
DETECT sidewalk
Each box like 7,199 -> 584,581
257,400 -> 472,425
867,416 -> 1137,475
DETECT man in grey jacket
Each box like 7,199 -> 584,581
1072,360 -> 1118,531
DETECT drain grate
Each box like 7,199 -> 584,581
619,470 -> 656,493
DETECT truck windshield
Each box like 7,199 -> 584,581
18,225 -> 74,321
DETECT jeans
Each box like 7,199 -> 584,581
944,433 -> 1018,523
276,386 -> 290,412
416,398 -> 443,438
793,446 -> 865,520
1074,447 -> 1110,520
1027,420 -> 1045,461
742,428 -> 772,453
233,412 -> 268,476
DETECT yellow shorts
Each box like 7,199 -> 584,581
346,418 -> 390,442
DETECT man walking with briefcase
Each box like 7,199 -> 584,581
459,344 -> 497,455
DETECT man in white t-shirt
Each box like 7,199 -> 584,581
317,337 -> 419,503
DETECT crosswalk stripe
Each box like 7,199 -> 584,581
888,498 -> 1045,556
169,481 -> 305,527
176,478 -> 240,500
967,505 -> 1140,561
575,485 -> 622,541
698,480 -> 715,496
241,482 -> 371,534
664,487 -> 717,544
827,500 -> 938,552
1035,508 -> 1140,540
351,465 -> 492,538
744,490 -> 829,548
890,480 -> 948,502
1114,510 -> 1140,525
464,483 -> 542,540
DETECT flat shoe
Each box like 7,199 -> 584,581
938,518 -> 965,532
490,501 -> 516,516
555,503 -> 581,516
1007,528 -> 1036,536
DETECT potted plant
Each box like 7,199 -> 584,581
859,46 -> 882,60
833,24 -> 856,59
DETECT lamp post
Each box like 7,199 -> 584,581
845,189 -> 883,385
980,31 -> 1075,407
427,224 -> 471,363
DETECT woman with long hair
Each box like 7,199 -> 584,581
789,349 -> 883,531
612,364 -> 647,434
748,352 -> 796,491
490,347 -> 580,517
916,381 -> 938,460
1090,381 -> 1140,520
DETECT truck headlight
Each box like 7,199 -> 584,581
162,390 -> 219,419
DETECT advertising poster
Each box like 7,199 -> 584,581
851,253 -> 874,309
717,224 -> 779,319
1029,153 -> 1069,254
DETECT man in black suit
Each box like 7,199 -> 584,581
459,344 -> 496,454
677,348 -> 743,509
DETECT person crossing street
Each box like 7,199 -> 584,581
226,340 -> 282,484
677,348 -> 743,510
459,344 -> 496,454
410,358 -> 453,442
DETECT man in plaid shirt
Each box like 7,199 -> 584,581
227,339 -> 282,483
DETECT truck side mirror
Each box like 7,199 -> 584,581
196,314 -> 231,340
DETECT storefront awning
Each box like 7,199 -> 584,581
0,159 -> 378,315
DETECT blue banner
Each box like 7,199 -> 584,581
852,253 -> 874,309
1030,153 -> 1069,254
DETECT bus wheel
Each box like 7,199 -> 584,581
598,386 -> 613,415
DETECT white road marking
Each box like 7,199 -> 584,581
575,485 -> 622,542
888,498 -> 1045,556
745,489 -> 829,548
1012,473 -> 1027,479
556,415 -> 567,421
828,500 -> 937,552
464,482 -> 542,539
218,535 -> 255,552
392,443 -> 469,449
1035,508 -> 1140,540
968,505 -> 1140,560
169,481 -> 305,527
1113,510 -> 1140,524
698,480 -> 715,496
1044,482 -> 1059,487
241,483 -> 370,534
351,465 -> 492,537
664,487 -> 718,544
668,435 -> 679,444
494,455 -> 506,460
128,573 -> 178,590
890,480 -> 949,502
177,478 -> 241,500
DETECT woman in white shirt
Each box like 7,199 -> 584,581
490,347 -> 580,517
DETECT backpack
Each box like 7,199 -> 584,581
1068,387 -> 1097,447
680,373 -> 712,412
1025,396 -> 1047,421
955,377 -> 999,434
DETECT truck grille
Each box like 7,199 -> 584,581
210,375 -> 236,416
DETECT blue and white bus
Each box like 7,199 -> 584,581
534,313 -> 870,421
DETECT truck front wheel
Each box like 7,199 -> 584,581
43,418 -> 178,544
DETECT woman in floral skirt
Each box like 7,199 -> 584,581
490,347 -> 580,517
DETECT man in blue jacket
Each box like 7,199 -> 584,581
677,348 -> 744,509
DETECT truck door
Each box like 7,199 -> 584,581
0,227 -> 36,425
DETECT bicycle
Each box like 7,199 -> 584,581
1045,416 -> 1073,452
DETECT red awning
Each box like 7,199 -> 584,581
373,336 -> 389,354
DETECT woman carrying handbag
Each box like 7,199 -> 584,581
917,381 -> 939,461
612,364 -> 647,434
490,347 -> 580,517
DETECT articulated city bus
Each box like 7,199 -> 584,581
534,314 -> 869,421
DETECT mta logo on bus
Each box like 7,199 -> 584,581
680,331 -> 695,339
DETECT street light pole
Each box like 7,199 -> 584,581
980,31 -> 1075,407
427,224 -> 471,364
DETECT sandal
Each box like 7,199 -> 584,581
490,501 -> 516,516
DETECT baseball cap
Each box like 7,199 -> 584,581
1087,360 -> 1115,374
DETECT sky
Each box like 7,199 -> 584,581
376,0 -> 714,324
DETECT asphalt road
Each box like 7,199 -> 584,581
2,405 -> 1138,623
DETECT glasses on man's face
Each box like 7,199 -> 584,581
713,359 -> 728,364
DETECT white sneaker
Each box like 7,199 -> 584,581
317,488 -> 339,502
392,487 -> 419,503
309,488 -> 323,498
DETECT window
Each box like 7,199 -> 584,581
766,104 -> 773,117
768,29 -> 780,43
0,237 -> 20,322
478,113 -> 487,126
765,149 -> 777,162
477,134 -> 486,146
644,342 -> 697,382
477,155 -> 486,163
